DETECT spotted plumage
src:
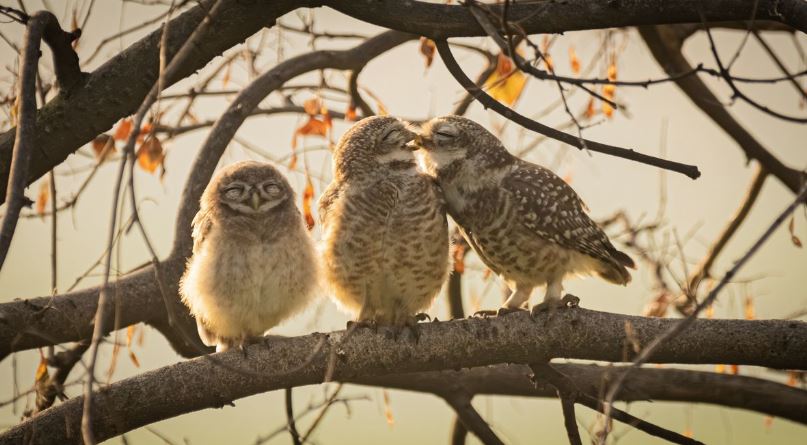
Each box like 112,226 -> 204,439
319,116 -> 450,326
417,115 -> 634,310
180,161 -> 319,352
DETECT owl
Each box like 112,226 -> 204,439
416,116 -> 634,314
319,116 -> 450,329
180,161 -> 319,352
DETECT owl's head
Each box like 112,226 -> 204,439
206,161 -> 292,216
416,115 -> 512,175
332,116 -> 418,179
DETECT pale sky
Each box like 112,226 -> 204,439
0,1 -> 806,444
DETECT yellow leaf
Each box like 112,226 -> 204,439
136,137 -> 165,174
763,416 -> 774,431
302,176 -> 315,231
602,101 -> 614,118
715,364 -> 725,373
607,62 -> 618,81
36,177 -> 49,217
730,364 -> 739,375
376,100 -> 389,116
485,53 -> 527,106
705,304 -> 714,319
126,325 -> 136,348
382,389 -> 395,428
419,37 -> 436,69
568,46 -> 580,75
682,429 -> 693,438
288,151 -> 298,170
35,355 -> 49,383
787,371 -> 800,386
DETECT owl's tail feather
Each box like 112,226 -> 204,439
597,247 -> 634,286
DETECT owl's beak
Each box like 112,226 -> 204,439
413,134 -> 432,150
402,129 -> 418,150
250,191 -> 261,210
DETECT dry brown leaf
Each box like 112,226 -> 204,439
730,364 -> 739,375
584,98 -> 596,119
126,325 -> 136,348
292,117 -> 330,149
382,389 -> 395,428
302,176 -> 315,231
136,137 -> 165,174
91,134 -> 116,161
419,37 -> 436,69
303,97 -> 322,116
36,177 -> 50,217
744,296 -> 755,320
129,351 -> 140,368
288,151 -> 298,170
568,46 -> 580,75
789,215 -> 802,248
452,244 -> 465,274
346,103 -> 358,121
113,117 -> 133,141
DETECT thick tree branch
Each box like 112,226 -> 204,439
0,0 -> 306,203
2,309 -> 806,444
326,0 -> 807,39
639,25 -> 806,194
4,0 -> 807,202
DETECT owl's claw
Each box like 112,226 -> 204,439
414,312 -> 431,322
473,307 -> 526,318
347,319 -> 379,333
530,294 -> 580,318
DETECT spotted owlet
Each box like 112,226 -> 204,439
180,161 -> 319,352
416,116 -> 634,313
319,116 -> 450,328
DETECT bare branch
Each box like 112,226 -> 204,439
3,309 -> 806,444
639,25 -> 806,194
434,39 -> 702,179
442,393 -> 504,445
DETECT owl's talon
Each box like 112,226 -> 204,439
530,294 -> 580,318
414,312 -> 431,322
561,294 -> 580,308
348,320 -> 379,333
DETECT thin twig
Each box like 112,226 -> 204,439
285,388 -> 302,445
442,392 -> 505,445
601,183 -> 807,442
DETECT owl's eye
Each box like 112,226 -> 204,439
382,128 -> 399,141
434,130 -> 456,139
223,185 -> 245,200
261,183 -> 282,195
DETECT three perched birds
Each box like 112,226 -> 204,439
179,115 -> 633,350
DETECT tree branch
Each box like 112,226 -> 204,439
442,392 -> 504,445
434,39 -> 702,179
5,0 -> 807,201
326,0 -> 807,39
2,309 -> 806,444
638,25 -> 806,194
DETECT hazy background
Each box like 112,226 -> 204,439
1,1 -> 806,443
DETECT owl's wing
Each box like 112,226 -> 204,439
317,181 -> 342,227
190,207 -> 214,255
501,162 -> 620,266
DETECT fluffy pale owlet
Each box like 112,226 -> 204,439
180,161 -> 319,352
416,116 -> 634,313
319,116 -> 450,328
